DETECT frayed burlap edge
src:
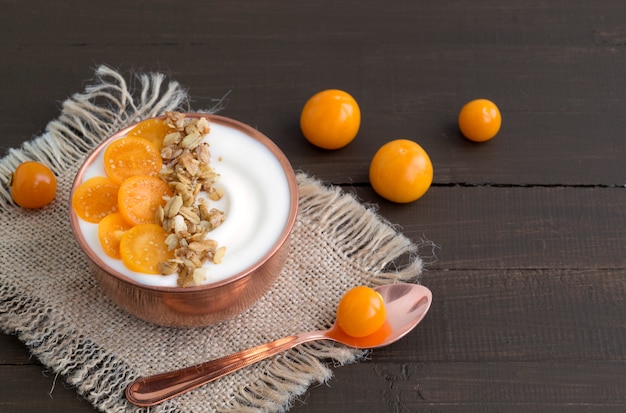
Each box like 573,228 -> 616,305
0,65 -> 423,413
0,65 -> 192,211
297,175 -> 423,284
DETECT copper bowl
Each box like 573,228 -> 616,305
69,114 -> 298,327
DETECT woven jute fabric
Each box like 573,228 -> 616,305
0,66 -> 422,412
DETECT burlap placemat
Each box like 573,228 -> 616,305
0,66 -> 423,412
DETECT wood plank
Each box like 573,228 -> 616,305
387,270 -> 626,362
3,45 -> 626,186
3,360 -> 623,413
2,268 -> 624,411
291,361 -> 626,413
2,3 -> 626,185
351,186 -> 626,270
3,0 -> 626,47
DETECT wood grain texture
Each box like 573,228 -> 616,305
1,0 -> 625,412
0,364 -> 93,412
357,186 -> 626,270
292,361 -> 626,413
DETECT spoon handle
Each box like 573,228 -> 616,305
125,330 -> 326,407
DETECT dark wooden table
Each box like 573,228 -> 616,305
2,1 -> 625,412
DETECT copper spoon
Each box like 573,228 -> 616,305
126,283 -> 432,407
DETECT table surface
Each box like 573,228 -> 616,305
1,1 -> 625,412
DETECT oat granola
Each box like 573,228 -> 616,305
155,112 -> 226,287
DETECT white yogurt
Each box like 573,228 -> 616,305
76,120 -> 293,287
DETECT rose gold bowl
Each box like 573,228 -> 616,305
69,114 -> 299,328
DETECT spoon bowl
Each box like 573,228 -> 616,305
126,282 -> 432,407
325,283 -> 431,348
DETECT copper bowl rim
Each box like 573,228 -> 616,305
69,113 -> 299,293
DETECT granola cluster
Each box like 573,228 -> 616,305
155,112 -> 226,287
